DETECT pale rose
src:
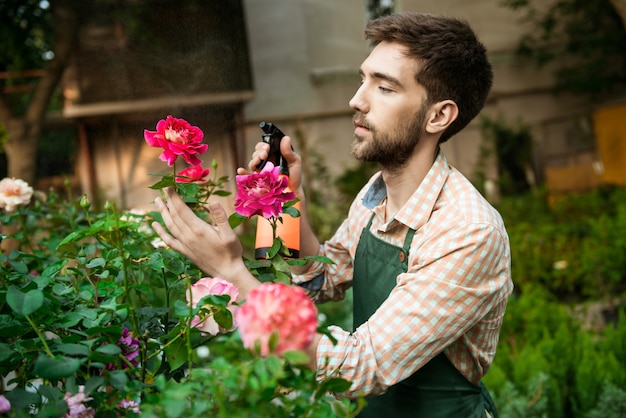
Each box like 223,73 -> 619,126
117,399 -> 140,414
0,395 -> 10,413
234,162 -> 295,219
64,385 -> 94,418
176,164 -> 210,183
187,277 -> 240,335
0,177 -> 33,212
144,115 -> 207,167
236,283 -> 317,357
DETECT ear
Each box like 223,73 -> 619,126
425,100 -> 458,135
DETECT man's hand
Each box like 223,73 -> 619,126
152,188 -> 259,297
238,135 -> 304,197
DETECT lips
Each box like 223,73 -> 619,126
352,114 -> 371,134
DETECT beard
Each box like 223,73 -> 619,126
351,106 -> 428,171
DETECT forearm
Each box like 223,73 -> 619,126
292,190 -> 320,274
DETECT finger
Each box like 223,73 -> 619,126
164,188 -> 198,234
208,202 -> 237,243
236,167 -> 250,175
155,192 -> 183,238
249,142 -> 270,172
151,221 -> 183,253
280,136 -> 297,162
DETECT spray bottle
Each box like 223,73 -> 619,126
254,122 -> 301,259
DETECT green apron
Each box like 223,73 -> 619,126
352,215 -> 499,417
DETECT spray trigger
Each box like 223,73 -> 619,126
256,122 -> 288,175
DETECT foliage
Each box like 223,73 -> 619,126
476,115 -> 533,197
484,289 -> 626,418
0,0 -> 52,73
501,0 -> 626,99
0,168 -> 359,416
497,186 -> 626,301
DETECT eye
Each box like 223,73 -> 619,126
379,86 -> 393,93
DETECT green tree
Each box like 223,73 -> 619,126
0,0 -> 79,184
502,0 -> 626,100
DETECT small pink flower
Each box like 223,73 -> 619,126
0,395 -> 10,413
234,162 -> 295,219
187,277 -> 240,336
0,177 -> 33,212
176,164 -> 210,183
64,386 -> 94,418
119,328 -> 140,367
106,328 -> 140,370
144,115 -> 207,167
117,399 -> 140,414
236,283 -> 317,357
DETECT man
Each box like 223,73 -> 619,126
153,12 -> 513,417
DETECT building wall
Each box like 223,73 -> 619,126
240,0 -> 600,200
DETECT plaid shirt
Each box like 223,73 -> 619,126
293,150 -> 513,398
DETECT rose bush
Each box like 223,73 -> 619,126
0,116 -> 360,417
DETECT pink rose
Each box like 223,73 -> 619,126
236,283 -> 317,357
234,162 -> 296,219
144,115 -> 207,167
187,277 -> 240,336
117,399 -> 140,414
106,328 -> 140,370
0,177 -> 33,212
64,386 -> 94,418
176,164 -> 210,183
0,395 -> 10,413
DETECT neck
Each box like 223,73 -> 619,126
380,144 -> 439,218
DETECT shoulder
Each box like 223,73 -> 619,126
437,165 -> 506,232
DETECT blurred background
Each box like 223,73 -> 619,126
2,0 -> 625,211
3,1 -> 626,416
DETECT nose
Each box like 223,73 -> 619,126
349,84 -> 368,113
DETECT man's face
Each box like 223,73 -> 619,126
349,41 -> 429,170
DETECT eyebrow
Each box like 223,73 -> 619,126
359,68 -> 404,89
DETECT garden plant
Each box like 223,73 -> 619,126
0,116 -> 361,417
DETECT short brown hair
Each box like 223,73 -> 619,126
365,13 -> 493,143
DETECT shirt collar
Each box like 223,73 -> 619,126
361,149 -> 449,230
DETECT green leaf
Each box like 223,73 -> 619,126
319,377 -> 353,394
86,257 -> 106,269
228,212 -> 247,229
108,370 -> 129,390
57,230 -> 87,247
149,176 -> 176,190
282,205 -> 300,218
55,343 -> 90,357
164,255 -> 186,275
34,354 -> 82,379
0,343 -> 15,363
42,259 -> 68,277
0,314 -> 23,338
282,350 -> 311,365
213,308 -> 233,330
10,260 -> 28,274
267,237 -> 282,259
164,337 -> 188,372
6,286 -> 44,316
96,344 -> 122,356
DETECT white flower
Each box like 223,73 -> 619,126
0,177 -> 33,212
553,260 -> 568,270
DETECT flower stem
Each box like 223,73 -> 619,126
25,314 -> 54,358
